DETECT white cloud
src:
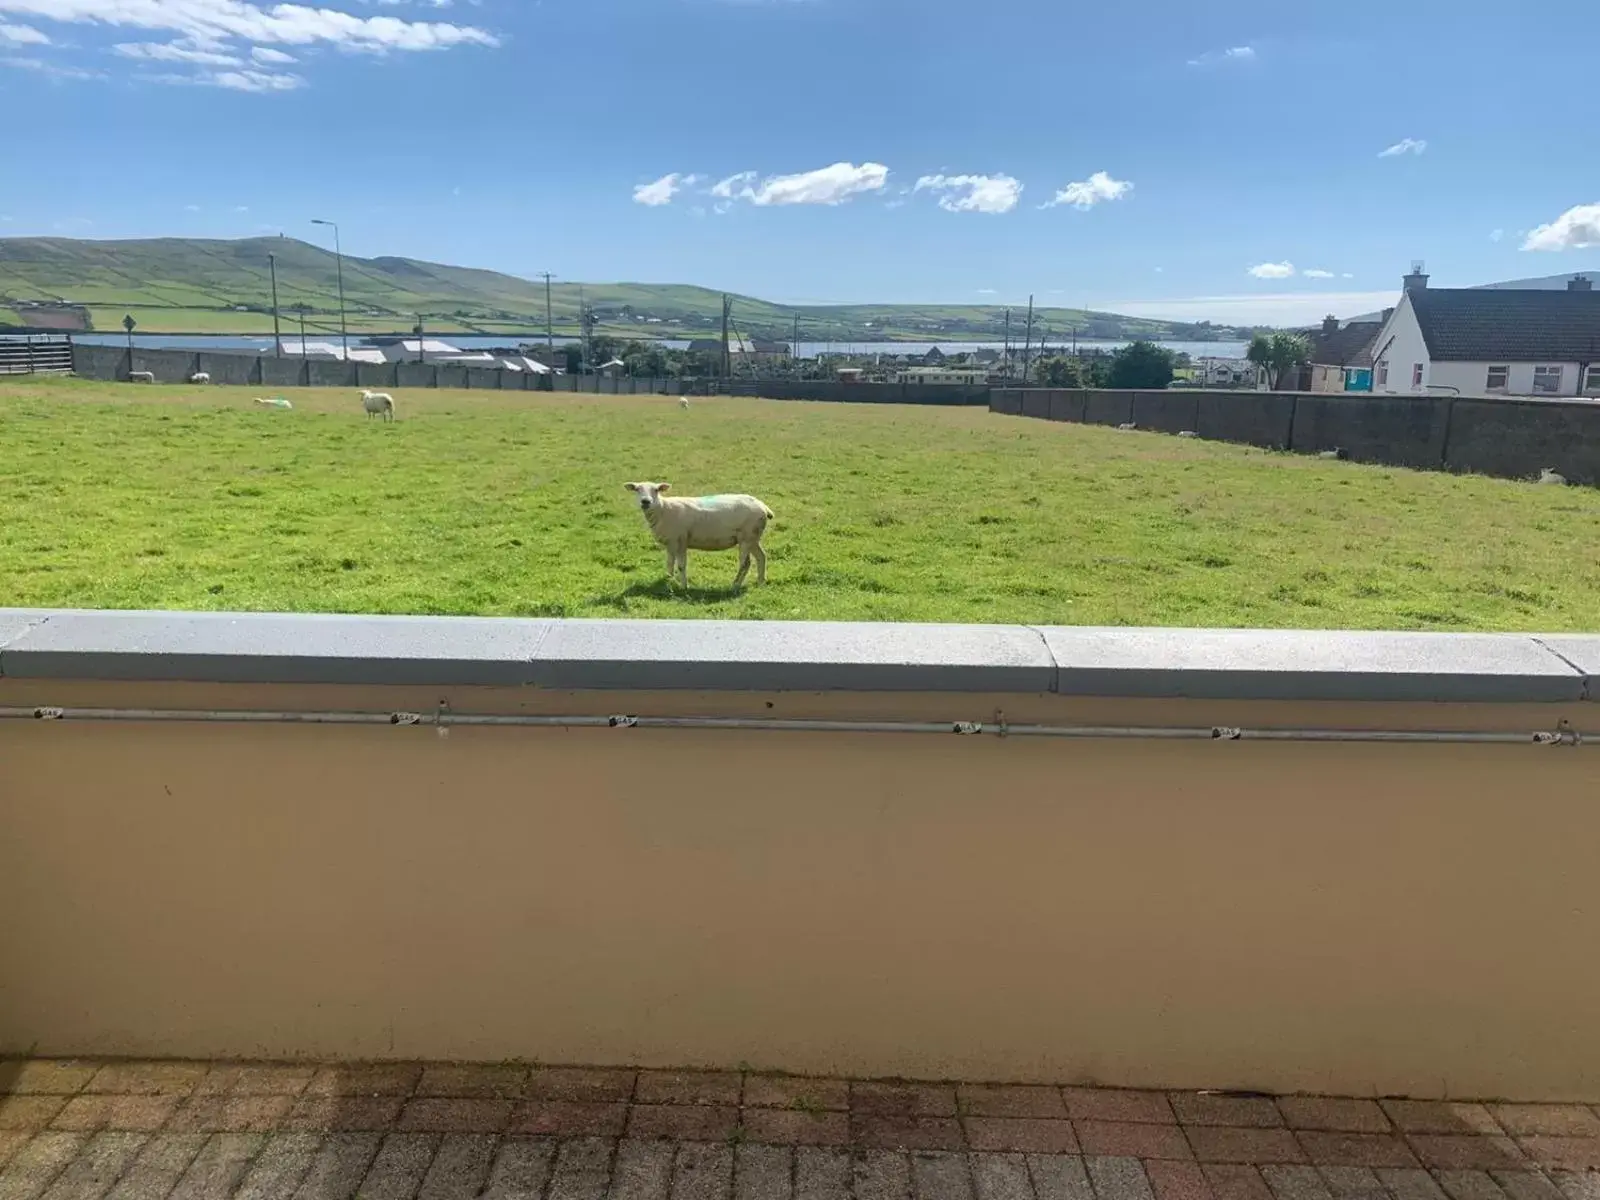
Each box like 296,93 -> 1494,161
147,65 -> 303,89
184,203 -> 200,211
0,0 -> 500,53
250,45 -> 294,63
913,173 -> 1022,214
115,39 -> 243,64
1188,44 -> 1255,66
1248,261 -> 1296,279
976,288 -> 997,295
1,54 -> 103,78
1341,272 -> 1354,279
1489,228 -> 1504,243
1042,170 -> 1132,210
0,21 -> 48,43
1521,204 -> 1600,251
1302,268 -> 1336,279
633,172 -> 694,207
708,162 -> 888,207
1378,138 -> 1426,158
710,170 -> 756,199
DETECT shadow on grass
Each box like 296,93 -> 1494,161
596,577 -> 752,606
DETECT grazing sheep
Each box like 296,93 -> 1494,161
1318,448 -> 1349,460
189,371 -> 211,384
1116,422 -> 1137,431
626,481 -> 773,588
1177,430 -> 1198,438
254,397 -> 293,410
360,389 -> 396,422
679,397 -> 690,410
128,371 -> 155,383
1539,467 -> 1568,486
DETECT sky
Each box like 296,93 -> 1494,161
2,0 -> 1599,325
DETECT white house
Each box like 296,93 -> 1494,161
1371,269 -> 1600,398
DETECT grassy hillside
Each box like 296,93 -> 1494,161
0,235 -> 1235,343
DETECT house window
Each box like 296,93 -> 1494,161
1376,361 -> 1389,386
1486,366 -> 1510,391
1585,366 -> 1600,393
1411,363 -> 1424,388
1532,365 -> 1564,394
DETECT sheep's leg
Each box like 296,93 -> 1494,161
752,541 -> 767,584
665,546 -> 676,585
678,549 -> 690,589
734,546 -> 751,587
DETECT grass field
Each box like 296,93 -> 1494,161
2,377 -> 1597,629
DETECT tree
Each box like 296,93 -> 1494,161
1247,331 -> 1311,390
1108,340 -> 1175,390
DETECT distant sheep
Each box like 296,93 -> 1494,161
626,481 -> 773,588
189,372 -> 211,385
679,397 -> 690,410
1177,430 -> 1198,438
360,390 -> 396,422
1318,448 -> 1349,460
1116,422 -> 1137,431
1539,467 -> 1568,486
128,371 -> 155,384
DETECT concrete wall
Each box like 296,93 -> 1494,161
991,387 -> 1599,484
1448,397 -> 1600,486
1131,389 -> 1201,434
259,357 -> 307,388
0,612 -> 1596,1099
1289,393 -> 1452,469
1196,391 -> 1296,449
395,362 -> 438,389
465,365 -> 503,390
71,342 -> 130,381
306,359 -> 357,388
356,362 -> 398,389
195,351 -> 256,387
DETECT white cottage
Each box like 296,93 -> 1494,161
1371,269 -> 1600,398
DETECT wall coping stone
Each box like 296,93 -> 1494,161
0,609 -> 1590,700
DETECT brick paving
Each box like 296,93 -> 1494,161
1,1063 -> 1597,1200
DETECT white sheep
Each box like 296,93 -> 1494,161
1116,422 -> 1137,431
128,371 -> 155,383
679,397 -> 690,410
1177,430 -> 1198,438
625,481 -> 773,588
189,372 -> 211,385
360,389 -> 396,422
1539,467 -> 1568,486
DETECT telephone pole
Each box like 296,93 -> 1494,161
721,294 -> 733,379
268,252 -> 282,357
1021,295 -> 1036,385
540,272 -> 555,361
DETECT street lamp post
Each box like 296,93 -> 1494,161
311,218 -> 348,361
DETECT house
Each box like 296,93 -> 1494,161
374,338 -> 465,363
1371,268 -> 1600,397
1305,315 -> 1384,393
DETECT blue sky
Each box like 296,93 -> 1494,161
2,0 -> 1598,324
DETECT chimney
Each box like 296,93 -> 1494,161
1322,315 -> 1340,335
1381,307 -> 1395,324
1569,275 -> 1593,292
1403,260 -> 1429,293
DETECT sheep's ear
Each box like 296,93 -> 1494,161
658,482 -> 671,493
623,482 -> 639,492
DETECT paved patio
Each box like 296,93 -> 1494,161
2,1062 -> 1598,1200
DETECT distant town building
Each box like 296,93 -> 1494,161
1304,314 -> 1383,393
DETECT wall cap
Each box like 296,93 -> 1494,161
0,609 -> 1590,700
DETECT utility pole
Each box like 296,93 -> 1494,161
415,315 -> 425,364
1021,294 -> 1035,385
540,272 -> 555,363
311,218 -> 348,360
1003,309 -> 1011,379
268,252 -> 282,357
721,294 -> 733,379
296,305 -> 308,354
792,311 -> 800,372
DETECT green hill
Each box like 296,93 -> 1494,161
0,235 -> 1237,344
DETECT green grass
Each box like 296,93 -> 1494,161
2,377 -> 1597,629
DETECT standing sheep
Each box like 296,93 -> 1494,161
189,372 -> 211,384
360,389 -> 396,422
625,481 -> 773,588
